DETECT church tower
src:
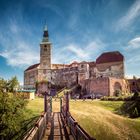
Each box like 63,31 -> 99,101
40,25 -> 51,69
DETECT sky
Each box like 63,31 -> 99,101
0,0 -> 140,84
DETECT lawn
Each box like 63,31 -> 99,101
26,97 -> 44,116
70,100 -> 140,140
27,98 -> 140,140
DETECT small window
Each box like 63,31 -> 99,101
44,45 -> 47,51
81,64 -> 84,68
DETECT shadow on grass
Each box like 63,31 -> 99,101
115,93 -> 140,118
10,115 -> 39,140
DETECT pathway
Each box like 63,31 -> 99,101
43,112 -> 74,140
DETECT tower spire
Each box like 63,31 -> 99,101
42,24 -> 49,42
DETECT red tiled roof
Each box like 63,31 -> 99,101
96,51 -> 124,64
25,63 -> 40,71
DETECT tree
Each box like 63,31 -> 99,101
7,76 -> 19,92
0,78 -> 7,92
0,91 -> 28,139
120,91 -> 140,118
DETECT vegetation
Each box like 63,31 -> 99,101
101,95 -> 132,101
0,77 -> 38,140
0,76 -> 19,93
27,98 -> 140,140
120,92 -> 140,118
70,100 -> 140,140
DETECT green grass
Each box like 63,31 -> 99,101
27,98 -> 140,140
26,97 -> 44,116
70,100 -> 140,140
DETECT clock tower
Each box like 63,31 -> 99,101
40,25 -> 51,69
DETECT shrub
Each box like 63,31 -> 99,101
0,91 -> 29,139
120,92 -> 140,118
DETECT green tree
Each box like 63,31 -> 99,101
7,76 -> 19,92
0,78 -> 7,92
120,91 -> 140,118
0,91 -> 28,139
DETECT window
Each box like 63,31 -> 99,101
81,64 -> 84,68
44,45 -> 47,51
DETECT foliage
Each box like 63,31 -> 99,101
7,76 -> 19,92
0,76 -> 19,93
0,78 -> 7,92
0,91 -> 28,139
120,92 -> 140,118
101,95 -> 132,101
114,89 -> 122,97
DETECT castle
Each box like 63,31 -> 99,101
24,26 -> 129,96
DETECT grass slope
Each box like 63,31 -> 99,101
27,98 -> 140,140
70,100 -> 140,140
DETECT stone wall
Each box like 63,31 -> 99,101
95,61 -> 124,78
80,77 -> 129,96
24,68 -> 38,89
80,77 -> 110,96
109,78 -> 129,96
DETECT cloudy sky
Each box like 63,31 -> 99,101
0,0 -> 140,84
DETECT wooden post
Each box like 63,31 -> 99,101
44,92 -> 47,112
60,97 -> 62,113
50,96 -> 52,112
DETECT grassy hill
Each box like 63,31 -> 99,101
70,100 -> 140,140
27,98 -> 140,140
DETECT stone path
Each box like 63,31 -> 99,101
43,112 -> 74,140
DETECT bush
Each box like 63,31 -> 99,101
120,92 -> 140,118
101,95 -> 132,101
114,89 -> 122,97
0,91 -> 30,139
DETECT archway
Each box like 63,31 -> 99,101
114,82 -> 122,96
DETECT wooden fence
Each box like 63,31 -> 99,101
23,96 -> 52,140
61,92 -> 96,140
23,113 -> 47,140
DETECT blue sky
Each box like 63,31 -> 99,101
0,0 -> 140,84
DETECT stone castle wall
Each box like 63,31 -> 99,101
80,77 -> 130,96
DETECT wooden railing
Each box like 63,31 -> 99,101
61,93 -> 96,140
23,112 -> 47,140
23,96 -> 52,140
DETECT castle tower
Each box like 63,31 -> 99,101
40,25 -> 51,69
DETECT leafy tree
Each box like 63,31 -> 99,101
0,78 -> 7,92
0,91 -> 29,139
7,76 -> 19,92
0,76 -> 19,93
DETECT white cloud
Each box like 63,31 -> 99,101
0,17 -> 39,68
128,37 -> 140,49
0,40 -> 39,67
116,0 -> 140,31
52,39 -> 105,64
67,44 -> 88,58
